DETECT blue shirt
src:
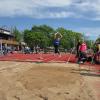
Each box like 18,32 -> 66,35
53,39 -> 60,45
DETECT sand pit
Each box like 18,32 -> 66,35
0,62 -> 95,100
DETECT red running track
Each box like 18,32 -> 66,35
0,53 -> 76,63
0,53 -> 99,73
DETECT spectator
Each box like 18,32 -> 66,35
76,40 -> 81,58
78,40 -> 87,63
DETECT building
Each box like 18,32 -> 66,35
0,28 -> 19,53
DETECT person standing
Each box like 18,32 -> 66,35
76,40 -> 81,58
78,40 -> 87,63
53,32 -> 62,55
94,42 -> 100,64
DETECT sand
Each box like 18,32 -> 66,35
0,61 -> 95,100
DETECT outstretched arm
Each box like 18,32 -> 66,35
59,33 -> 62,38
54,32 -> 62,39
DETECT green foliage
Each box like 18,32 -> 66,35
11,25 -> 100,52
23,25 -> 85,50
12,27 -> 22,42
23,25 -> 54,48
31,25 -> 54,46
85,40 -> 94,49
31,25 -> 54,36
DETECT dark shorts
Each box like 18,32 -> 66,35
54,44 -> 59,53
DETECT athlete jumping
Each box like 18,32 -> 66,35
53,32 -> 62,55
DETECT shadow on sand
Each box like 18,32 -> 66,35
71,68 -> 100,77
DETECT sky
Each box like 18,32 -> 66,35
0,0 -> 100,40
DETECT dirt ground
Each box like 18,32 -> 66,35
0,61 -> 96,100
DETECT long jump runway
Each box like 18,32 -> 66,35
0,53 -> 100,74
0,53 -> 76,63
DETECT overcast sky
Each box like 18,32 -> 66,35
0,0 -> 100,40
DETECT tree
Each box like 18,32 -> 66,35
31,25 -> 54,46
23,29 -> 50,49
85,40 -> 94,49
24,29 -> 32,46
24,25 -> 84,51
12,27 -> 22,42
